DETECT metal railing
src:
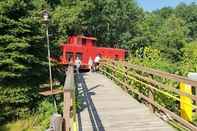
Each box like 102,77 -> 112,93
99,59 -> 197,131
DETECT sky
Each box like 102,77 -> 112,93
137,0 -> 197,11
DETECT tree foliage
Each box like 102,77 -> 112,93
0,0 -> 48,120
52,0 -> 143,47
153,15 -> 188,61
175,3 -> 197,40
179,41 -> 197,75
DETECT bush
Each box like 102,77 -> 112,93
179,41 -> 197,75
130,47 -> 177,73
35,99 -> 56,130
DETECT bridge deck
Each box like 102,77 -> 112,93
76,72 -> 174,131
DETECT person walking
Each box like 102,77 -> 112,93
94,54 -> 101,71
88,57 -> 93,72
75,56 -> 81,73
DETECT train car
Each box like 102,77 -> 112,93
59,35 -> 125,69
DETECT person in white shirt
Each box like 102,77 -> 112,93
75,57 -> 81,72
94,55 -> 100,63
88,57 -> 93,72
94,55 -> 101,71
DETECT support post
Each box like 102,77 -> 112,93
148,88 -> 155,113
50,114 -> 63,131
63,89 -> 72,131
124,65 -> 128,91
180,82 -> 192,122
124,66 -> 128,82
188,73 -> 197,113
46,23 -> 53,93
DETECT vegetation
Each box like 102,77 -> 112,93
0,100 -> 56,131
0,0 -> 48,123
0,0 -> 197,130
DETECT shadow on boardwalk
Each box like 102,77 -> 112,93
76,73 -> 105,131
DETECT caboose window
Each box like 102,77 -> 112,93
66,52 -> 73,62
115,55 -> 119,60
82,39 -> 86,45
76,52 -> 83,60
92,40 -> 95,46
77,38 -> 82,45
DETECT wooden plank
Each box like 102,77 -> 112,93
63,65 -> 75,131
76,72 -> 175,131
63,90 -> 71,131
102,69 -> 197,131
50,114 -> 63,131
39,89 -> 63,96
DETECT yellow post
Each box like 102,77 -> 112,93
180,82 -> 192,122
72,118 -> 78,131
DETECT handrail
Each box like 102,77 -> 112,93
104,62 -> 197,102
99,59 -> 197,131
101,59 -> 197,87
63,65 -> 77,131
103,63 -> 197,109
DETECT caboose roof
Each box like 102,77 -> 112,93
78,35 -> 97,40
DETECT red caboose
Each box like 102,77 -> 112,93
59,35 -> 125,69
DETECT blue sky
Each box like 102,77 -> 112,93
137,0 -> 197,11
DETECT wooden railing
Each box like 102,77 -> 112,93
99,59 -> 197,131
63,65 -> 77,131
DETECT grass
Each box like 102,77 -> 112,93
0,118 -> 37,131
192,112 -> 197,127
0,115 -> 49,131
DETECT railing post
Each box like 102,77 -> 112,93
51,114 -> 63,131
148,88 -> 155,113
179,82 -> 192,122
111,61 -> 115,80
147,75 -> 154,113
124,65 -> 128,82
188,73 -> 197,113
63,89 -> 72,131
63,65 -> 74,131
123,65 -> 128,91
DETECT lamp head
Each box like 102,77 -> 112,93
43,10 -> 49,22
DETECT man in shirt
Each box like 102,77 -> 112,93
94,55 -> 101,71
75,57 -> 81,73
88,57 -> 93,72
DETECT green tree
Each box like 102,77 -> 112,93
175,3 -> 197,40
51,0 -> 143,48
0,0 -> 48,120
82,0 -> 143,48
154,15 -> 189,61
128,13 -> 163,53
179,41 -> 197,75
153,7 -> 174,19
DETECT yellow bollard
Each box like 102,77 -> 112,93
72,117 -> 78,131
180,82 -> 192,122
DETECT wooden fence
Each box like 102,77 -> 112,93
63,65 -> 77,131
99,59 -> 197,131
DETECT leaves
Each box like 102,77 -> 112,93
0,0 -> 48,120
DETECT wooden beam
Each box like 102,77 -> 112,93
39,89 -> 63,96
63,90 -> 72,131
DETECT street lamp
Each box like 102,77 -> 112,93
43,10 -> 53,92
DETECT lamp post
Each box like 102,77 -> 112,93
43,10 -> 53,92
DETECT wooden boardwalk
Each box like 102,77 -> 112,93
76,72 -> 174,131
